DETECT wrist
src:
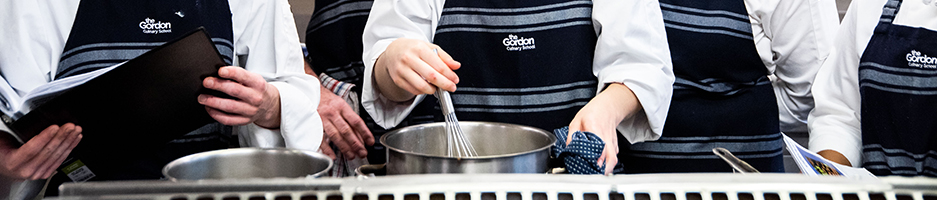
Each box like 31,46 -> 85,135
818,149 -> 852,166
253,83 -> 281,129
601,83 -> 640,121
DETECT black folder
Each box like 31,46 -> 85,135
8,27 -> 225,150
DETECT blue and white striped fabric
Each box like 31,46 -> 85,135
552,126 -> 623,174
419,0 -> 598,132
857,0 -> 937,177
616,0 -> 783,173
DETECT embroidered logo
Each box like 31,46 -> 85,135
139,18 -> 172,34
907,50 -> 937,69
502,34 -> 536,51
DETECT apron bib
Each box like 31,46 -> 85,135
620,0 -> 783,173
305,0 -> 371,86
417,0 -> 598,132
858,0 -> 937,177
47,0 -> 235,195
306,0 -> 393,168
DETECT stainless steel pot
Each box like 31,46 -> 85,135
162,148 -> 332,181
1,176 -> 46,200
381,121 -> 555,174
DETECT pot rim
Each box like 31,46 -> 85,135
380,121 -> 556,159
162,147 -> 334,181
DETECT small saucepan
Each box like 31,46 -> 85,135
162,148 -> 332,181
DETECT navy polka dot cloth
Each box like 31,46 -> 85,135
552,126 -> 624,174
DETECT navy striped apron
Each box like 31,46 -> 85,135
305,0 -> 370,86
305,0 -> 391,164
47,0 -> 235,195
619,0 -> 783,173
421,0 -> 598,132
859,0 -> 937,177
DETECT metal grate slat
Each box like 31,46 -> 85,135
48,174 -> 937,200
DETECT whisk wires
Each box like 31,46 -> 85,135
436,88 -> 477,158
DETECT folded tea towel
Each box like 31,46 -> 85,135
552,126 -> 624,174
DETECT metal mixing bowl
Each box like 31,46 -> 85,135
162,148 -> 332,181
381,121 -> 555,174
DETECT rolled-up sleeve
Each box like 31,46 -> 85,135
592,0 -> 674,144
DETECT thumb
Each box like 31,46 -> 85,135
567,118 -> 582,145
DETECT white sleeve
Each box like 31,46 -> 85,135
230,0 -> 323,152
753,0 -> 839,133
0,0 -> 79,117
361,0 -> 442,129
807,0 -> 873,167
592,0 -> 674,144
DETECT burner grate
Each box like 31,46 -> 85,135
50,174 -> 937,200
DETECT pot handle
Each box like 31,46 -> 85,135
547,168 -> 566,174
355,163 -> 386,178
712,148 -> 760,173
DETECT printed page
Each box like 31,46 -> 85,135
782,133 -> 877,180
9,63 -> 123,119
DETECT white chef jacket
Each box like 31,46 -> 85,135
0,0 -> 324,152
361,0 -> 674,143
747,0 -> 840,133
808,0 -> 937,167
360,0 -> 838,143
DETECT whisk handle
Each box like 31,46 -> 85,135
435,88 -> 456,115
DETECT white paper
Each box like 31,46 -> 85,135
2,63 -> 123,120
782,133 -> 877,180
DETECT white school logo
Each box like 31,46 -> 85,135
139,18 -> 172,34
503,34 -> 536,51
907,50 -> 937,69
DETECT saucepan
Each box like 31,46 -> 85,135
162,148 -> 332,181
375,121 -> 555,174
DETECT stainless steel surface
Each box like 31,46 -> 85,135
53,173 -> 937,200
354,164 -> 385,177
381,121 -> 555,174
162,148 -> 333,181
712,147 -> 760,173
1,176 -> 45,200
435,87 -> 455,118
435,87 -> 476,157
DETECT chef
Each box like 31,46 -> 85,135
362,0 -> 674,174
304,0 -> 380,176
810,0 -> 937,177
0,0 -> 322,195
616,0 -> 839,172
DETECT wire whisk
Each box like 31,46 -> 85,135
436,87 -> 477,158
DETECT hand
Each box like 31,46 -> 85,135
200,66 -> 281,128
0,123 -> 82,180
374,38 -> 461,102
318,86 -> 375,159
818,149 -> 852,166
567,83 -> 640,175
319,138 -> 336,159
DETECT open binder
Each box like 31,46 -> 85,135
2,28 -> 226,151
